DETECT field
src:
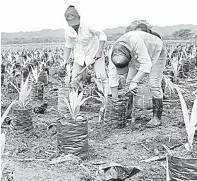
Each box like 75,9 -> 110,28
1,42 -> 197,181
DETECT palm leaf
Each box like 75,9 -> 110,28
1,100 -> 16,126
63,97 -> 73,116
73,105 -> 80,119
77,91 -> 84,105
79,96 -> 92,106
190,95 -> 197,128
1,133 -> 5,158
10,82 -> 20,93
176,88 -> 190,136
19,75 -> 31,108
95,90 -> 105,104
93,97 -> 103,103
176,88 -> 195,151
31,66 -> 40,83
170,56 -> 179,76
69,90 -> 75,115
94,78 -> 104,94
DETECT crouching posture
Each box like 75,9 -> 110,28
108,31 -> 167,127
63,5 -> 109,94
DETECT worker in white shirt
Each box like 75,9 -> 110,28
108,30 -> 167,128
63,5 -> 108,94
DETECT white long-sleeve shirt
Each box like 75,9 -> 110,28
65,22 -> 107,66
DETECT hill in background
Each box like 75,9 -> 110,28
1,24 -> 197,44
104,24 -> 197,41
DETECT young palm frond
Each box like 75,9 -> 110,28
192,89 -> 197,95
1,100 -> 15,175
10,74 -> 32,108
170,56 -> 179,77
63,89 -> 92,120
176,88 -> 197,152
189,46 -> 197,59
93,77 -> 108,106
163,75 -> 184,96
1,100 -> 16,127
31,66 -> 41,83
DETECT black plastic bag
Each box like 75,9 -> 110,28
167,154 -> 197,181
96,162 -> 141,181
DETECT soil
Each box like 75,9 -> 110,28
1,65 -> 197,181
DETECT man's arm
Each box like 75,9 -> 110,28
94,40 -> 106,60
89,26 -> 107,60
63,47 -> 72,64
108,47 -> 119,98
131,70 -> 148,83
63,31 -> 74,65
130,37 -> 152,83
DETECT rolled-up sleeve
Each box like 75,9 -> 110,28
89,26 -> 107,41
131,37 -> 152,73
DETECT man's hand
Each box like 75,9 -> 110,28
94,50 -> 103,61
125,81 -> 138,96
129,82 -> 138,91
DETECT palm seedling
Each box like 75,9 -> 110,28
62,88 -> 92,122
92,77 -> 108,123
10,74 -> 32,109
6,63 -> 17,81
59,58 -> 66,68
162,76 -> 197,152
31,66 -> 41,84
170,56 -> 180,81
162,75 -> 183,96
176,88 -> 197,152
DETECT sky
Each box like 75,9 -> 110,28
1,0 -> 197,33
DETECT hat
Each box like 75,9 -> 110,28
111,43 -> 131,68
64,6 -> 80,26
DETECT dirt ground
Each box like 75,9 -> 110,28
1,65 -> 197,181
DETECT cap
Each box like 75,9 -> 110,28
64,6 -> 80,26
111,43 -> 131,68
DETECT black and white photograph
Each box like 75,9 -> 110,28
1,0 -> 197,180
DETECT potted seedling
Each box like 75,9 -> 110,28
165,87 -> 197,181
57,88 -> 91,159
10,74 -> 33,132
31,66 -> 44,100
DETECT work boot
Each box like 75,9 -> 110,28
146,98 -> 163,128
